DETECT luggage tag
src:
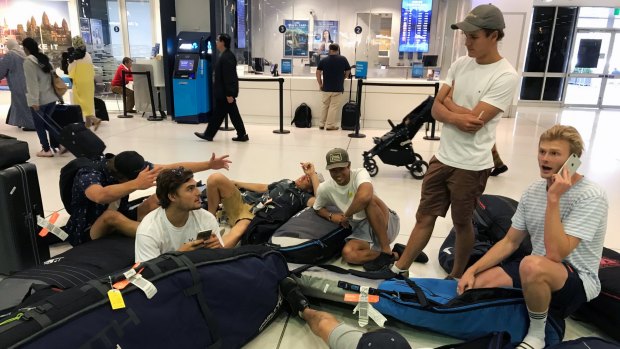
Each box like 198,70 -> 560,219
107,276 -> 126,310
38,212 -> 59,237
113,264 -> 157,299
352,286 -> 387,328
36,215 -> 68,240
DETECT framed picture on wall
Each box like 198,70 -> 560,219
89,18 -> 104,50
79,17 -> 92,45
284,20 -> 309,57
313,20 -> 338,54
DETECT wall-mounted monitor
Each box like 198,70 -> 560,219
398,0 -> 432,53
422,54 -> 438,67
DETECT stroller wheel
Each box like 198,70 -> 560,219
414,153 -> 423,163
364,158 -> 379,177
409,160 -> 428,180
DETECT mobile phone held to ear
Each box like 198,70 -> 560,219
558,153 -> 581,178
196,230 -> 212,241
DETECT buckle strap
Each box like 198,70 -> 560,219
22,308 -> 52,328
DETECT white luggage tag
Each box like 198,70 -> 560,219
114,265 -> 158,299
36,216 -> 69,241
352,286 -> 387,328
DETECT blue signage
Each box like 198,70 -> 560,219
281,59 -> 292,74
355,61 -> 368,79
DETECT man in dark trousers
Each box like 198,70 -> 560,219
316,43 -> 350,130
195,33 -> 248,142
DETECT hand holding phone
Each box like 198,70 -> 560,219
196,230 -> 212,241
558,153 -> 581,178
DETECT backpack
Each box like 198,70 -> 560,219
292,103 -> 312,128
59,157 -> 104,215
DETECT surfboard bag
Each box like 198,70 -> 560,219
369,278 -> 564,346
0,246 -> 288,349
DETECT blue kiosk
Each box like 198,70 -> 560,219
173,31 -> 212,123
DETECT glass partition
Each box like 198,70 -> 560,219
240,0 -> 440,79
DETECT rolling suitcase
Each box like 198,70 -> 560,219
0,163 -> 50,275
35,104 -> 106,160
341,76 -> 358,131
0,134 -> 30,169
94,97 -> 109,121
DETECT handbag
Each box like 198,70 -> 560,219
50,72 -> 68,101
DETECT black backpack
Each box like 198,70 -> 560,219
59,157 -> 104,215
292,103 -> 312,128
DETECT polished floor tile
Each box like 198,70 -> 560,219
1,102 -> 618,348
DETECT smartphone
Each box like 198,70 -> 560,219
196,230 -> 212,241
558,153 -> 581,177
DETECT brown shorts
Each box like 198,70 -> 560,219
221,187 -> 255,225
417,156 -> 490,225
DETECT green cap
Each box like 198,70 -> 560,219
325,148 -> 350,170
451,4 -> 505,32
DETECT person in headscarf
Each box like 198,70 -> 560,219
68,36 -> 101,130
0,38 -> 35,130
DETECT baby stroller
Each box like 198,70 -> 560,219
362,96 -> 434,179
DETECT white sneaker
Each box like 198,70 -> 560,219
36,149 -> 54,157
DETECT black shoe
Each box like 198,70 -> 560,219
194,132 -> 213,141
391,243 -> 429,264
232,134 -> 249,142
22,127 -> 36,132
490,165 -> 508,176
127,109 -> 138,114
363,252 -> 395,272
279,277 -> 309,316
319,126 -> 325,130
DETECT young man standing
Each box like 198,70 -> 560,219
314,148 -> 400,271
316,43 -> 350,130
457,125 -> 608,349
135,168 -> 221,262
392,4 -> 519,278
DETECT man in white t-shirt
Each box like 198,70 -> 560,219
392,4 -> 519,278
135,167 -> 221,262
313,148 -> 400,271
457,125 -> 608,349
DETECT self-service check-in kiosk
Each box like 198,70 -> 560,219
173,31 -> 212,123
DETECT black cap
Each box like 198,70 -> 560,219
114,151 -> 146,180
356,328 -> 411,349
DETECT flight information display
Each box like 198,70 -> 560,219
398,0 -> 432,53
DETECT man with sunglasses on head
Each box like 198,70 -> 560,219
135,167 -> 221,262
63,151 -> 230,246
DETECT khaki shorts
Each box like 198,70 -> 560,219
417,156 -> 490,225
221,187 -> 255,225
347,210 -> 400,250
328,323 -> 365,349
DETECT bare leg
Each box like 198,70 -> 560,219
394,213 -> 437,270
364,195 -> 391,254
341,239 -> 380,264
471,266 -> 514,289
520,256 -> 567,312
301,308 -> 343,344
450,221 -> 475,278
206,173 -> 238,216
89,210 -> 139,240
136,194 -> 160,221
221,219 -> 251,248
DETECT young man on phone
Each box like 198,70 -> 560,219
135,168 -> 221,262
456,125 -> 608,349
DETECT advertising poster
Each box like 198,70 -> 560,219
89,18 -> 104,49
284,20 -> 309,57
80,17 -> 92,45
313,20 -> 338,54
0,0 -> 72,67
398,0 -> 432,53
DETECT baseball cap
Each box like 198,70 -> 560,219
451,4 -> 505,32
356,328 -> 412,349
325,148 -> 350,170
114,151 -> 147,180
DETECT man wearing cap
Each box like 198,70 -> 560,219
392,4 -> 518,279
63,151 -> 231,246
204,162 -> 321,247
314,148 -> 399,271
280,277 -> 412,349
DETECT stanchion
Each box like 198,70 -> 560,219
117,70 -> 132,118
219,115 -> 235,131
273,78 -> 290,134
423,82 -> 440,140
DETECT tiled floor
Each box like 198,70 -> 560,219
1,101 -> 618,348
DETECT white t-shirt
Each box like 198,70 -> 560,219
135,207 -> 220,262
512,178 -> 608,301
313,168 -> 372,221
437,56 -> 518,171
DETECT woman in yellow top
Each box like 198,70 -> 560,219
68,36 -> 101,130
